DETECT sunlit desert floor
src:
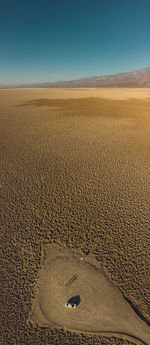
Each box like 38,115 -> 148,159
1,88 -> 150,345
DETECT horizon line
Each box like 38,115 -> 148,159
0,65 -> 150,88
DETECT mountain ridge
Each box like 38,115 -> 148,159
1,67 -> 150,88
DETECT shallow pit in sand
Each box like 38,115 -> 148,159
29,245 -> 150,345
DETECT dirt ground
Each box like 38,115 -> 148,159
29,245 -> 150,345
1,88 -> 150,345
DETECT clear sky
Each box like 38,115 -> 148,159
0,0 -> 150,85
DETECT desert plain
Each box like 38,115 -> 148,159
1,88 -> 150,345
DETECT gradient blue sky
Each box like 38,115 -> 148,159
0,0 -> 150,85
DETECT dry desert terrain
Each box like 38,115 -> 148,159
1,88 -> 150,345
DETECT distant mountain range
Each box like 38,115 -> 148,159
1,67 -> 150,88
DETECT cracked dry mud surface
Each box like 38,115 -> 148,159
1,89 -> 150,345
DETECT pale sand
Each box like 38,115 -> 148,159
30,245 -> 150,345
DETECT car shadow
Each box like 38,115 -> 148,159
67,295 -> 81,306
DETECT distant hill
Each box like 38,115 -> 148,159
1,67 -> 150,88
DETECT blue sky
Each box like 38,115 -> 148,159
0,0 -> 150,85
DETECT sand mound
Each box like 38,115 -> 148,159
30,245 -> 150,345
